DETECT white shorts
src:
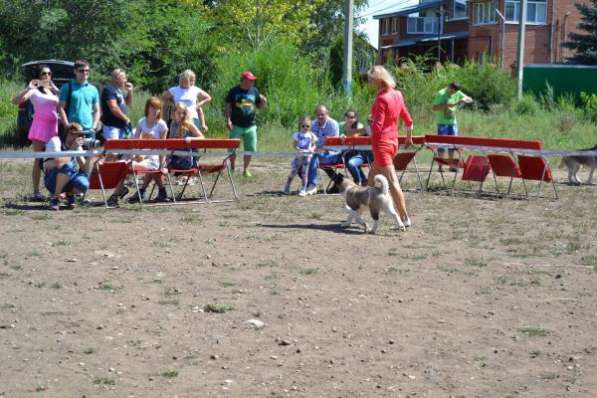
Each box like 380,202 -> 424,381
132,158 -> 159,170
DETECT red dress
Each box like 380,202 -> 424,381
370,88 -> 413,167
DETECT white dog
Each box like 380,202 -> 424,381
332,173 -> 408,234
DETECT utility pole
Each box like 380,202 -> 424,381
343,0 -> 354,97
495,8 -> 506,69
437,3 -> 444,62
516,0 -> 527,100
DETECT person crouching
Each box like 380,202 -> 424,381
43,123 -> 90,210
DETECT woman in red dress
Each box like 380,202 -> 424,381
367,65 -> 413,227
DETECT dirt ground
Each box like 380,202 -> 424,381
0,158 -> 596,398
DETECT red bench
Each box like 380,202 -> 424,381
424,135 -> 556,198
323,135 -> 426,191
103,139 -> 241,204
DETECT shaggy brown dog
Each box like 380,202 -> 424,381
332,173 -> 405,234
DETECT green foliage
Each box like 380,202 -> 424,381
0,79 -> 20,148
439,60 -> 516,110
0,0 -> 217,93
515,95 -> 540,116
580,92 -> 597,122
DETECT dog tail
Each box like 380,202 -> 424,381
373,174 -> 390,197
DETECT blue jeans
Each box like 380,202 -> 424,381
307,151 -> 342,187
44,162 -> 89,194
437,123 -> 458,154
344,151 -> 372,185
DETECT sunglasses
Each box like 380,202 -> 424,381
301,124 -> 311,128
40,71 -> 52,76
77,69 -> 90,73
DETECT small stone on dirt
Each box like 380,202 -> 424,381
245,319 -> 265,329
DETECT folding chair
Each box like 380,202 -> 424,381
196,155 -> 239,203
461,155 -> 491,194
518,155 -> 558,199
425,145 -> 466,191
130,163 -> 175,204
394,150 -> 424,191
88,160 -> 129,208
487,153 -> 522,196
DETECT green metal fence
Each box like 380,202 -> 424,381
523,64 -> 597,100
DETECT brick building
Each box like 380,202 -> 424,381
374,0 -> 589,69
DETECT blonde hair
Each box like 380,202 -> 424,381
178,69 -> 196,88
298,116 -> 311,131
367,65 -> 396,89
173,102 -> 194,133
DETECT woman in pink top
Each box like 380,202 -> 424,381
367,65 -> 414,227
12,65 -> 60,201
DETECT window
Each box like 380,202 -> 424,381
452,0 -> 468,19
474,2 -> 496,25
407,16 -> 439,34
381,18 -> 391,35
505,0 -> 547,24
391,17 -> 398,34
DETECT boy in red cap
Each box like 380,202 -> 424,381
225,70 -> 267,177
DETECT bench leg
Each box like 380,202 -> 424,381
197,171 -> 210,204
426,158 -> 436,190
226,160 -> 240,202
165,173 -> 176,203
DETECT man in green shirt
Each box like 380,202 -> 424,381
432,82 -> 473,167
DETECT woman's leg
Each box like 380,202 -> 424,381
369,164 -> 409,222
31,140 -> 45,195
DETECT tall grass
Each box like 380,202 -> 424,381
0,79 -> 21,148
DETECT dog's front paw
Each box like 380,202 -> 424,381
394,224 -> 406,232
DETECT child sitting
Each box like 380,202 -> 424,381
283,116 -> 318,196
127,97 -> 170,203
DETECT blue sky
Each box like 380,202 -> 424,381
357,0 -> 418,48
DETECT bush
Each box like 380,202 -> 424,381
209,37 -> 374,133
514,95 -> 540,115
580,92 -> 597,123
0,79 -> 21,148
440,59 -> 516,110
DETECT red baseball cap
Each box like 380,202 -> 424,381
240,70 -> 257,81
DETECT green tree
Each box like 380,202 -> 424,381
0,0 -> 138,74
564,0 -> 597,64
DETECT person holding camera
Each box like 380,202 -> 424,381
101,68 -> 133,140
59,60 -> 100,140
43,123 -> 91,211
11,65 -> 60,201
